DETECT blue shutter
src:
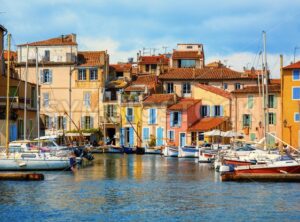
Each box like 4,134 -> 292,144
143,128 -> 149,141
148,109 -> 151,124
153,109 -> 157,124
156,127 -> 163,146
63,117 -> 67,130
129,127 -> 134,147
178,112 -> 182,127
220,106 -> 224,116
170,112 -> 174,127
40,70 -> 44,84
49,70 -> 53,84
120,128 -> 125,146
211,106 -> 215,116
293,87 -> 300,100
207,106 -> 210,117
293,70 -> 300,80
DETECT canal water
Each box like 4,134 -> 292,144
0,154 -> 300,222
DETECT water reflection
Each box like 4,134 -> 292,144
0,154 -> 300,222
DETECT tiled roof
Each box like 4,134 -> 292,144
172,51 -> 203,59
3,50 -> 17,61
139,55 -> 169,65
18,34 -> 77,46
196,84 -> 232,99
159,68 -> 255,80
206,61 -> 225,68
283,61 -> 300,69
143,94 -> 176,105
188,117 -> 227,131
124,75 -> 157,92
110,63 -> 132,72
168,98 -> 201,111
270,79 -> 281,85
231,84 -> 281,94
77,51 -> 106,67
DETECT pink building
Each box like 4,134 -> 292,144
166,98 -> 201,147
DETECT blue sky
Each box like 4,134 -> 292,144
1,0 -> 300,77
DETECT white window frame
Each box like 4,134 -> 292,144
168,130 -> 175,142
167,82 -> 174,94
294,112 -> 300,122
42,69 -> 51,84
78,69 -> 87,81
84,92 -> 91,108
182,82 -> 191,94
293,69 -> 300,81
43,93 -> 49,108
90,68 -> 98,81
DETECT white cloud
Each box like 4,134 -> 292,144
206,52 -> 294,78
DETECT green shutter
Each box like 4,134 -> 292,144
250,133 -> 256,141
248,95 -> 253,109
274,95 -> 277,108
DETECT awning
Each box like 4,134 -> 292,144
188,117 -> 227,132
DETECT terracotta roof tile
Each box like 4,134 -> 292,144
159,68 -> 256,80
3,50 -> 17,61
188,117 -> 227,131
19,34 -> 77,46
283,61 -> 300,69
143,94 -> 176,104
77,51 -> 106,67
110,63 -> 132,72
196,84 -> 232,99
124,75 -> 157,92
172,51 -> 203,59
270,79 -> 281,85
168,98 -> 201,111
231,84 -> 281,94
139,55 -> 169,65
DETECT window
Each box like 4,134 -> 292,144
213,105 -> 223,117
294,113 -> 300,122
78,69 -> 86,80
187,45 -> 193,49
57,116 -> 66,130
116,72 -> 123,78
44,115 -> 52,129
40,69 -> 52,84
126,108 -> 133,122
145,64 -> 150,72
248,95 -> 254,109
243,114 -> 251,127
292,87 -> 300,100
191,132 -> 197,144
180,59 -> 196,68
81,116 -> 93,129
90,68 -> 98,80
170,111 -> 181,127
168,130 -> 175,142
43,93 -> 49,107
106,105 -> 116,117
17,119 -> 24,139
268,113 -> 276,125
198,132 -> 204,141
167,83 -> 174,93
149,108 -> 157,124
29,119 -> 33,134
293,70 -> 300,80
235,83 -> 241,90
44,50 -> 50,61
150,64 -> 157,71
268,95 -> 276,108
31,87 -> 36,108
84,92 -> 91,108
200,105 -> 210,117
182,82 -> 191,94
223,83 -> 228,90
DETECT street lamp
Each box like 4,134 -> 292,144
283,119 -> 292,146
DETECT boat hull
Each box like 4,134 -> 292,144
198,151 -> 216,163
223,158 -> 256,166
124,147 -> 136,154
107,147 -> 124,153
163,146 -> 178,157
145,148 -> 161,155
178,147 -> 198,158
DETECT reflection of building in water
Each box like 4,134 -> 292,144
133,155 -> 143,180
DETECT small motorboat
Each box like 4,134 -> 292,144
163,146 -> 178,157
106,146 -> 124,154
145,146 -> 162,155
178,146 -> 198,158
123,146 -> 136,154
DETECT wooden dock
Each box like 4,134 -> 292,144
221,173 -> 300,182
0,173 -> 44,181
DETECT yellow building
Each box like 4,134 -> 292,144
282,61 -> 300,148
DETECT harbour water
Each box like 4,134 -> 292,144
0,154 -> 300,222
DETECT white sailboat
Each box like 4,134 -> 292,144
0,34 -> 71,171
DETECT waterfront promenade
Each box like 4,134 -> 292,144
0,154 -> 299,222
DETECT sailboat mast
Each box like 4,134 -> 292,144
263,31 -> 269,149
5,33 -> 11,157
261,49 -> 266,149
24,44 -> 29,139
35,47 -> 40,146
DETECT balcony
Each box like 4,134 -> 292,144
0,96 -> 35,110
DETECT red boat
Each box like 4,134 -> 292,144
223,158 -> 256,166
234,159 -> 300,174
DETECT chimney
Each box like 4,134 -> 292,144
71,34 -> 76,43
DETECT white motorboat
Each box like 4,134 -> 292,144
178,146 -> 198,158
163,146 -> 178,157
145,146 -> 162,155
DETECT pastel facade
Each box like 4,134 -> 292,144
282,62 -> 300,148
170,44 -> 204,68
141,94 -> 176,147
166,99 -> 201,147
137,55 -> 169,75
231,84 -> 281,146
